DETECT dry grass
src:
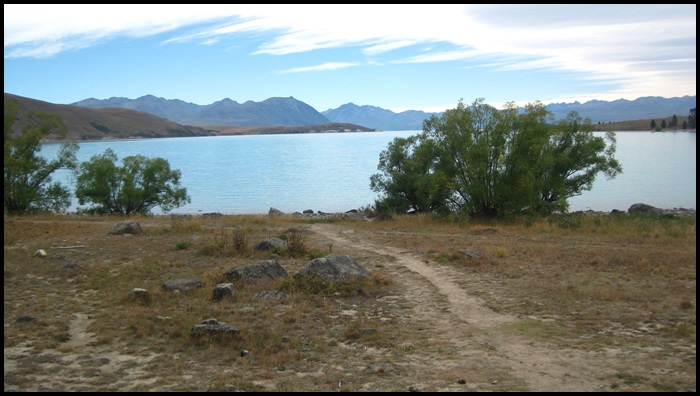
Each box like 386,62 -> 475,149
4,212 -> 696,392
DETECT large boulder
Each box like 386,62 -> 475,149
109,221 -> 142,235
294,254 -> 371,283
223,259 -> 289,284
628,203 -> 664,215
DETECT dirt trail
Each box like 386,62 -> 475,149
309,223 -> 621,392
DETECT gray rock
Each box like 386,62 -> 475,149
127,288 -> 151,304
161,278 -> 202,292
109,221 -> 142,235
268,207 -> 284,218
253,238 -> 285,252
294,254 -> 371,283
255,290 -> 289,301
224,260 -> 289,284
628,203 -> 664,215
190,319 -> 240,338
60,262 -> 83,271
460,250 -> 482,258
213,283 -> 234,301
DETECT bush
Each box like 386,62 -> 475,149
74,148 -> 190,215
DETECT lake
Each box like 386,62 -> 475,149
40,130 -> 696,215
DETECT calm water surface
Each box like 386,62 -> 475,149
41,130 -> 696,214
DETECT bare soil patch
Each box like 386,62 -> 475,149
4,213 -> 696,392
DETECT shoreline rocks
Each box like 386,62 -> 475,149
572,203 -> 695,217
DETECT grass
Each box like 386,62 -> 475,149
3,211 -> 696,392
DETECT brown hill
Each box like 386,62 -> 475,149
5,93 -> 378,141
5,93 -> 213,141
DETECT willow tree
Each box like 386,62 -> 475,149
74,148 -> 190,215
371,98 -> 622,218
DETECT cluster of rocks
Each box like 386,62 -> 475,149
268,207 -> 368,221
27,220 -> 373,342
120,230 -> 372,340
573,203 -> 696,217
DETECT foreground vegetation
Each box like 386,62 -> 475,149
4,211 -> 696,392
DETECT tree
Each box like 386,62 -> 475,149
689,108 -> 696,129
4,98 -> 79,214
682,120 -> 688,129
369,134 -> 451,214
661,119 -> 667,129
670,114 -> 678,127
371,98 -> 622,218
650,119 -> 657,129
74,148 -> 190,215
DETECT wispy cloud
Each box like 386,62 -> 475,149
277,62 -> 361,74
4,4 -> 695,101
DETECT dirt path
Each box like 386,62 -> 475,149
309,223 -> 622,392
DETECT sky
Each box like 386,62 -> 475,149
4,4 -> 696,113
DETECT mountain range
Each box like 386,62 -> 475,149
72,94 -> 696,131
4,93 -> 374,141
5,92 -> 696,141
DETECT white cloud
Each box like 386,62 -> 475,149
277,62 -> 361,74
4,4 -> 695,101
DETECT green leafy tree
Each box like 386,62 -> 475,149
670,114 -> 678,127
650,119 -> 657,129
689,108 -> 696,129
660,119 -> 667,129
682,120 -> 687,129
370,134 -> 451,214
371,98 -> 622,218
74,148 -> 190,215
4,98 -> 79,214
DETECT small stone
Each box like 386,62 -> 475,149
128,288 -> 151,304
34,249 -> 47,257
213,283 -> 234,302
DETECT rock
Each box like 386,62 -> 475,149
460,249 -> 482,258
109,221 -> 142,235
60,262 -> 83,271
127,288 -> 151,304
161,278 -> 203,292
190,319 -> 240,339
255,290 -> 289,301
253,238 -> 285,252
294,254 -> 371,283
224,260 -> 288,284
627,203 -> 664,215
34,249 -> 47,257
268,207 -> 284,218
213,283 -> 234,301
16,315 -> 38,323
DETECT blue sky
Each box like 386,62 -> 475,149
4,4 -> 696,113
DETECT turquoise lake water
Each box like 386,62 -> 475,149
40,130 -> 696,214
